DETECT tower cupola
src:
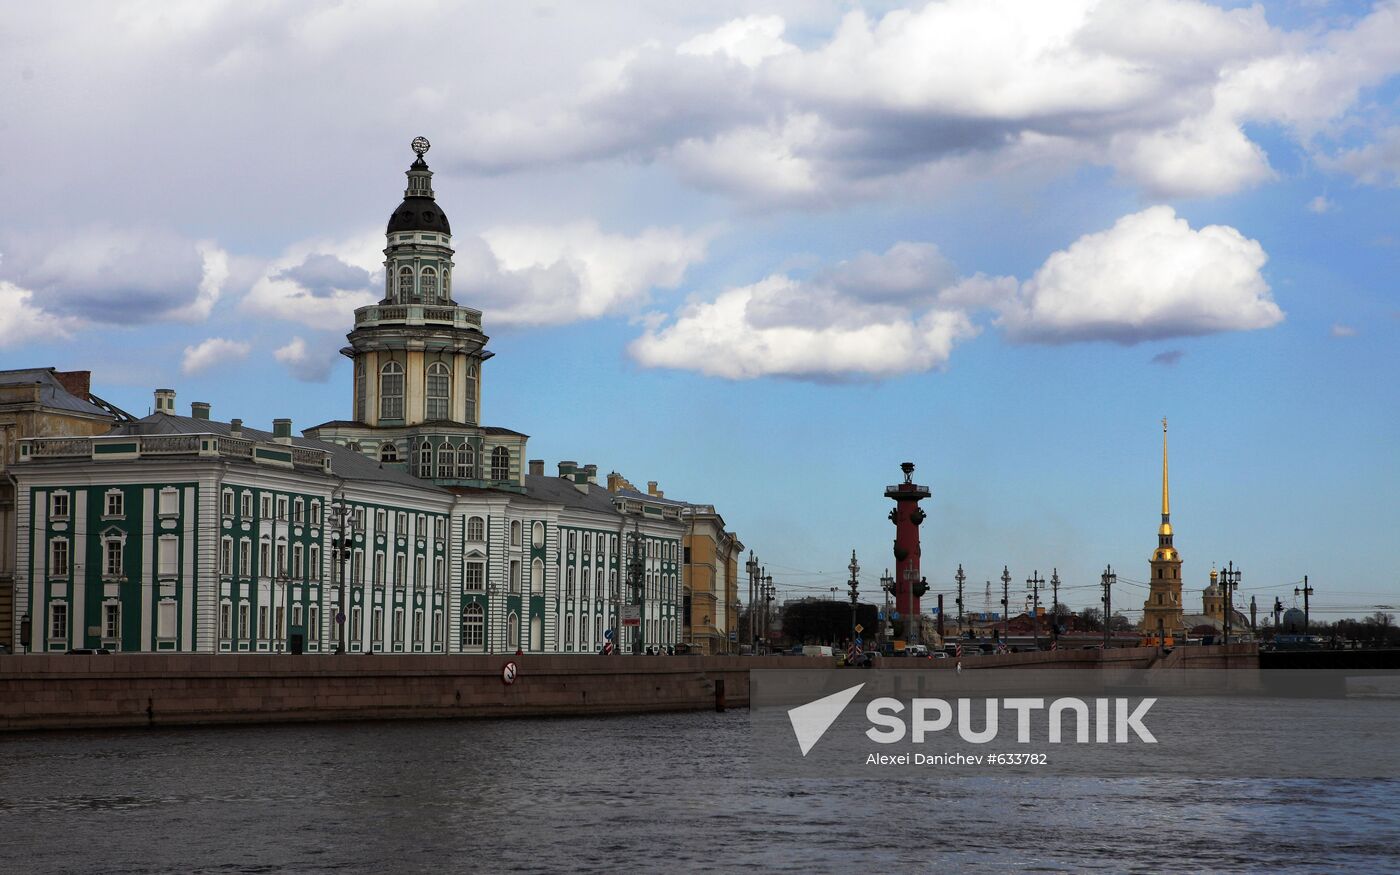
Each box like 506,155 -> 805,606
386,136 -> 450,235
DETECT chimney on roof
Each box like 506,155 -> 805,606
191,401 -> 210,420
558,461 -> 577,479
583,464 -> 597,485
52,370 -> 91,400
647,480 -> 662,498
230,418 -> 243,437
273,418 -> 292,444
528,459 -> 544,476
607,472 -> 624,493
154,388 -> 176,414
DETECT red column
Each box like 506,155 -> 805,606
885,464 -> 930,627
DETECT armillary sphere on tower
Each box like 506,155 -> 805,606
411,136 -> 431,157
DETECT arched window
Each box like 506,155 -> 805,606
437,441 -> 455,479
380,442 -> 398,463
421,267 -> 437,301
531,521 -> 544,549
531,558 -> 543,594
418,440 -> 432,478
379,362 -> 404,420
442,268 -> 451,300
464,365 -> 477,424
466,516 -> 485,542
398,266 -> 414,302
462,603 -> 484,650
530,614 -> 542,651
491,446 -> 510,481
456,443 -> 472,479
507,612 -> 520,650
426,362 -> 450,421
354,360 -> 365,422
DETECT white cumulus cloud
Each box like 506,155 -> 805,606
0,281 -> 82,348
632,206 -> 1283,379
182,337 -> 251,375
274,335 -> 338,382
1000,205 -> 1283,344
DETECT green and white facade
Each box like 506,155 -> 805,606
10,143 -> 684,655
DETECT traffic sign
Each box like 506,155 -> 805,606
501,661 -> 518,685
604,628 -> 614,640
335,612 -> 345,625
622,605 -> 641,627
892,612 -> 900,620
729,631 -> 737,641
855,636 -> 863,647
854,624 -> 864,634
877,611 -> 885,621
602,641 -> 614,655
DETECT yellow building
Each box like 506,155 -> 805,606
0,369 -> 127,649
1141,419 -> 1185,638
606,473 -> 743,654
1202,567 -> 1224,622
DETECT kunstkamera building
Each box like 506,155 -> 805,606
9,141 -> 713,656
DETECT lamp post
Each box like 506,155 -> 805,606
330,498 -> 357,655
745,552 -> 758,651
880,569 -> 893,650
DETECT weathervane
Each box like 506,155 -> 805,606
411,136 -> 431,158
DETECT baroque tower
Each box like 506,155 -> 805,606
305,137 -> 527,490
1140,418 -> 1183,637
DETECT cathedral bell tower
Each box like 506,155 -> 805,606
304,138 -> 526,490
1141,418 -> 1184,637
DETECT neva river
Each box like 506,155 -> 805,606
2,711 -> 1397,873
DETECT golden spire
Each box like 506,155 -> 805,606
1157,417 -> 1173,538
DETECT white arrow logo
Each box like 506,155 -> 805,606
787,683 -> 865,756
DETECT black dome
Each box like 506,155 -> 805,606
387,196 -> 451,235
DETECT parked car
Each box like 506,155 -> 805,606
847,652 -> 880,668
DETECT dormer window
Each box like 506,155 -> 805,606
380,442 -> 398,463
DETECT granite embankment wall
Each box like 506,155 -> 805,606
0,645 -> 1258,732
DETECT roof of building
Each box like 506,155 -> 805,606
0,368 -> 116,418
387,195 -> 452,235
524,474 -> 623,516
105,413 -> 447,492
304,419 -> 528,438
612,486 -> 688,508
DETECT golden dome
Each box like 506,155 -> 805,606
1153,547 -> 1178,562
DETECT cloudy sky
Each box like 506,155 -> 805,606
2,0 -> 1396,619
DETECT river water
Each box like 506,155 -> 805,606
2,710 -> 1397,873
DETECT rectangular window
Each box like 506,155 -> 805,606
158,601 -> 177,639
310,545 -> 321,579
239,603 -> 249,638
309,605 -> 320,642
107,491 -> 125,517
50,603 -> 67,640
352,607 -> 363,643
275,606 -> 285,641
104,603 -> 120,639
433,610 -> 442,645
293,543 -> 304,578
276,543 -> 287,576
465,562 -> 484,591
310,501 -> 322,526
261,496 -> 272,518
395,553 -> 407,587
50,540 -> 69,577
435,517 -> 445,540
241,493 -> 252,517
415,556 -> 425,584
50,492 -> 70,519
510,561 -> 520,593
158,488 -> 179,516
221,490 -> 233,516
373,607 -> 384,643
240,540 -> 251,577
394,609 -> 404,642
376,509 -> 386,532
158,537 -> 177,577
293,498 -> 304,523
292,604 -> 303,628
353,550 -> 364,584
434,556 -> 444,585
413,609 -> 423,643
397,512 -> 406,534
106,540 -> 124,577
277,497 -> 288,521
220,539 -> 232,575
221,603 -> 232,639
258,605 -> 269,639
